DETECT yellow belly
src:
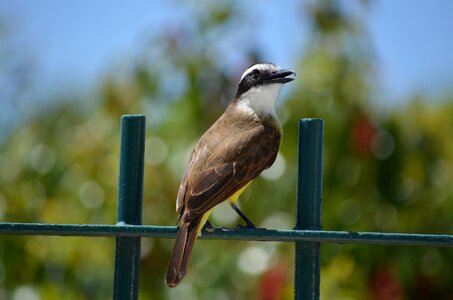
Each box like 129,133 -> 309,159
229,182 -> 251,204
197,209 -> 213,236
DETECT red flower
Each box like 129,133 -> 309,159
351,114 -> 375,156
257,262 -> 288,300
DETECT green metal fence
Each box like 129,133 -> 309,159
0,115 -> 452,299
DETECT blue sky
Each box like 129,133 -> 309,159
2,1 -> 453,104
369,1 -> 453,100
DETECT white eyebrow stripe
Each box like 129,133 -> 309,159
240,66 -> 257,81
240,63 -> 278,81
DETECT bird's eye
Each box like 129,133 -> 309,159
251,69 -> 261,79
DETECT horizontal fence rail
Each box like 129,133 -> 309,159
0,223 -> 452,247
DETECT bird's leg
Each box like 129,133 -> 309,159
230,203 -> 257,229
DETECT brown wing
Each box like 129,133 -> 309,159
176,151 -> 194,212
176,119 -> 280,217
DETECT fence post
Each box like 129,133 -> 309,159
294,119 -> 323,300
113,115 -> 146,300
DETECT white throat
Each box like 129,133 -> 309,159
236,83 -> 282,116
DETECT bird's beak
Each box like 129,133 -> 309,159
265,69 -> 296,84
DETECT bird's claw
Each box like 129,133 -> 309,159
236,222 -> 258,229
202,220 -> 216,232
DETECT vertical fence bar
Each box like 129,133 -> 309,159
113,115 -> 146,300
294,118 -> 323,300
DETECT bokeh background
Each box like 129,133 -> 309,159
1,1 -> 453,299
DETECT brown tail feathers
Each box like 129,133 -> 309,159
165,213 -> 201,287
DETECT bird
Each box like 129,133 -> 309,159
165,62 -> 295,287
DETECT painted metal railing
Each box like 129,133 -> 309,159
0,115 -> 452,300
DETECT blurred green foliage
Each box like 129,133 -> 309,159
1,1 -> 453,299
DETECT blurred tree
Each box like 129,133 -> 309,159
0,15 -> 38,142
0,1 -> 452,299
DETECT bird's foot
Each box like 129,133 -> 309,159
236,221 -> 258,229
202,220 -> 216,232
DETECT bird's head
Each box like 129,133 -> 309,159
237,63 -> 296,96
235,63 -> 296,115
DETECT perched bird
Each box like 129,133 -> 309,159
165,62 -> 295,287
